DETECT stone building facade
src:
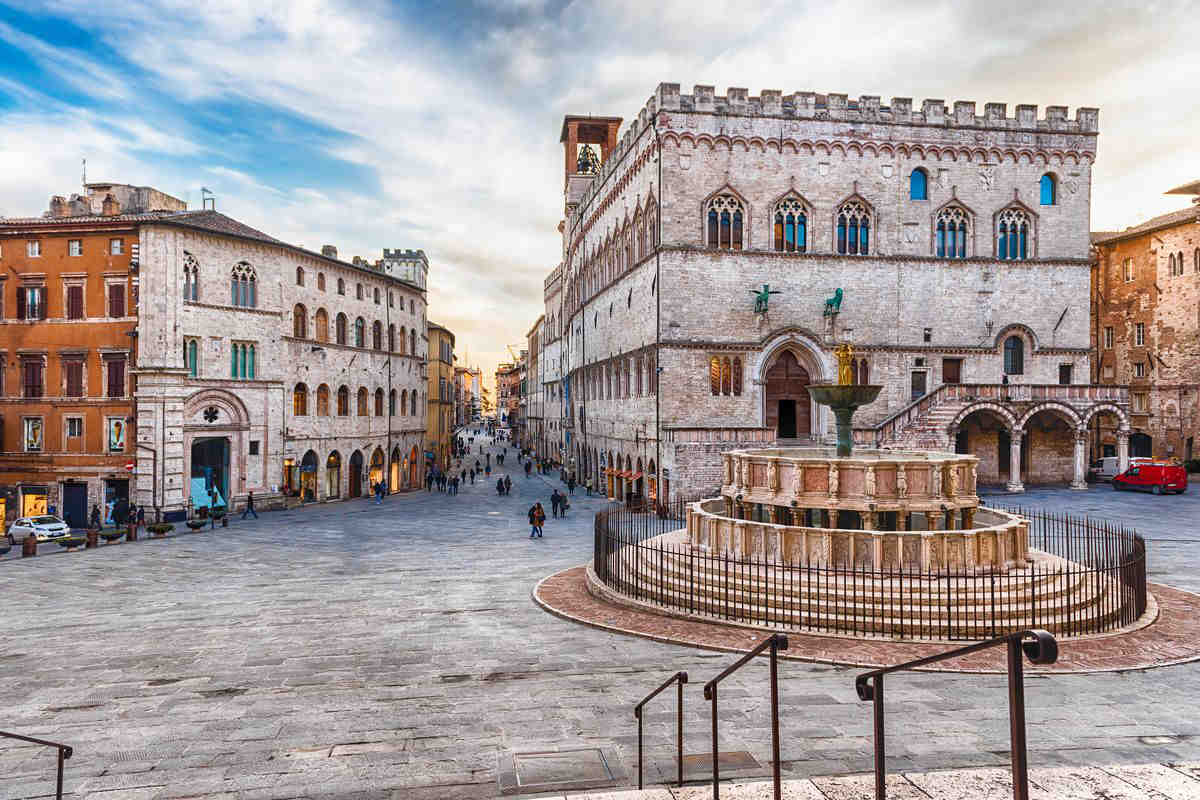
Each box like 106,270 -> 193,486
544,83 -> 1128,502
540,264 -> 565,465
526,315 -> 544,458
0,184 -> 177,528
495,360 -> 520,432
135,216 -> 428,519
1091,182 -> 1200,462
425,322 -> 455,471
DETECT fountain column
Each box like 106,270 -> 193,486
1006,426 -> 1025,492
1070,430 -> 1088,490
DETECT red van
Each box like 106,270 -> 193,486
1112,461 -> 1188,494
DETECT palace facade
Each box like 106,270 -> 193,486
546,84 -> 1131,501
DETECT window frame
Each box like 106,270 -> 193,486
110,238 -> 124,255
68,239 -> 82,257
1135,322 -> 1145,347
909,168 -> 929,201
26,240 -> 41,258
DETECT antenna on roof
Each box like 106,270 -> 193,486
201,187 -> 215,211
81,158 -> 86,190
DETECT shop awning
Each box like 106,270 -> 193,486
629,471 -> 643,481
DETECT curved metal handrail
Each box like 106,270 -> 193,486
854,629 -> 1057,800
633,671 -> 687,789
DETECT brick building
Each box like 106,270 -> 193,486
526,315 -> 544,458
541,83 -> 1129,502
0,184 -> 184,527
1091,181 -> 1200,462
495,360 -> 521,434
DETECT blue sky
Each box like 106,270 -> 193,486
0,0 -> 1197,386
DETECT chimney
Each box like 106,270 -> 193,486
321,245 -> 338,259
49,196 -> 68,218
102,193 -> 120,216
352,256 -> 365,267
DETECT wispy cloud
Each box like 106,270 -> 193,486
2,0 -> 1199,386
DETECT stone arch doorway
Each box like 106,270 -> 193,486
951,405 -> 1018,487
409,445 -> 420,487
369,448 -> 385,490
300,450 -> 318,502
390,447 -> 402,492
349,450 -> 364,498
765,350 -> 812,439
326,451 -> 342,499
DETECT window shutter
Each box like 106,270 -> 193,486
16,287 -> 25,320
108,284 -> 125,317
65,361 -> 83,397
107,358 -> 125,398
67,285 -> 83,320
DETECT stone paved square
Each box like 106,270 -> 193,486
3,440 -> 1199,798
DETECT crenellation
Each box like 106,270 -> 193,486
1076,107 -> 1099,132
1016,104 -> 1037,127
985,102 -> 1006,123
890,97 -> 912,121
859,95 -> 881,117
827,92 -> 848,119
922,99 -> 946,124
694,84 -> 715,112
794,91 -> 817,118
726,87 -> 749,113
655,81 -> 681,111
761,89 -> 782,115
953,100 -> 976,125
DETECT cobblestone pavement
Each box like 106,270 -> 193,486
2,443 -> 1199,799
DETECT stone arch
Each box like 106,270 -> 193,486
992,323 -> 1040,353
753,330 -> 831,440
184,387 -> 251,429
1018,402 -> 1081,432
947,401 -> 1017,434
1081,402 -> 1129,431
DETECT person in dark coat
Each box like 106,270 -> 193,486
89,504 -> 101,530
242,491 -> 258,519
504,475 -> 512,495
497,478 -> 505,496
550,489 -> 561,518
527,504 -> 540,538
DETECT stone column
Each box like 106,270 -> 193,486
1006,427 -> 1025,493
963,507 -> 975,529
1070,430 -> 1088,490
897,512 -> 908,531
1117,427 -> 1130,474
828,509 -> 839,529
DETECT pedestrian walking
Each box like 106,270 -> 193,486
504,475 -> 512,495
90,504 -> 101,530
567,475 -> 576,494
528,504 -> 540,538
585,479 -> 593,497
242,491 -> 259,519
135,504 -> 146,534
485,464 -> 492,477
470,469 -> 476,484
498,478 -> 506,497
534,502 -> 546,536
550,489 -> 561,518
525,460 -> 532,478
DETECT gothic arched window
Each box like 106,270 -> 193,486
315,308 -> 329,342
374,388 -> 384,416
354,317 -> 365,348
410,329 -> 417,355
296,266 -> 304,286
388,323 -> 396,352
293,383 -> 308,416
230,262 -> 257,307
721,357 -> 732,395
410,390 -> 417,415
335,313 -> 348,345
401,389 -> 408,416
705,192 -> 745,250
836,200 -> 871,255
316,384 -> 330,416
732,357 -> 743,396
389,389 -> 397,416
910,168 -> 928,201
936,206 -> 969,259
1039,173 -> 1056,206
1194,248 -> 1200,272
1004,336 -> 1025,375
293,304 -> 307,338
337,385 -> 350,416
372,320 -> 382,351
317,272 -> 325,291
997,208 -> 1030,260
773,197 -> 808,252
337,277 -> 345,295
357,387 -> 368,416
183,253 -> 200,302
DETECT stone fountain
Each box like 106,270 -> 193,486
807,344 -> 881,457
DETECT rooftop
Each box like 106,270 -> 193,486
1091,205 -> 1200,245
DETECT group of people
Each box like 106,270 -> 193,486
496,475 -> 513,495
426,469 -> 461,494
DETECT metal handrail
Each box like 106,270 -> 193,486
702,634 -> 788,800
633,670 -> 687,790
854,629 -> 1058,800
0,731 -> 73,800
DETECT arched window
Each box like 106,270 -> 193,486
337,277 -> 345,295
247,344 -> 255,379
337,385 -> 350,416
389,389 -> 397,416
230,262 -> 257,307
1195,248 -> 1200,272
705,192 -> 745,250
315,308 -> 329,342
186,339 -> 198,377
293,304 -> 308,338
850,359 -> 859,385
997,208 -> 1030,260
1039,173 -> 1056,205
373,287 -> 380,304
721,357 -> 732,395
410,390 -> 417,415
836,200 -> 871,255
357,387 -> 368,416
909,168 -> 928,200
773,197 -> 808,252
374,388 -> 384,416
316,384 -> 330,416
372,320 -> 382,351
388,323 -> 396,352
335,313 -> 348,345
859,359 -> 869,385
317,272 -> 325,291
732,357 -> 743,396
354,317 -> 365,348
936,206 -> 969,258
293,383 -> 308,416
296,266 -> 305,286
1003,336 -> 1024,375
399,326 -> 407,354
183,253 -> 200,301
388,290 -> 394,307
401,389 -> 408,416
410,329 -> 417,355
1169,253 -> 1178,276
356,283 -> 364,300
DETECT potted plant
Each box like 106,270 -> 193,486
58,536 -> 87,550
100,527 -> 125,544
148,523 -> 174,538
186,518 -> 206,531
210,506 -> 228,528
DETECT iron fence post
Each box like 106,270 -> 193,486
873,675 -> 885,800
1006,637 -> 1030,800
711,683 -> 720,800
677,673 -> 685,787
771,636 -> 782,800
636,706 -> 643,790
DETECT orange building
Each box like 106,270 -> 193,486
0,184 -> 185,528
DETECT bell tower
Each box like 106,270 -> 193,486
560,115 -> 622,213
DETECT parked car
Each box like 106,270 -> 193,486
1089,456 -> 1156,482
7,515 -> 71,542
1112,462 -> 1188,494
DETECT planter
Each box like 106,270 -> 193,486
100,528 -> 125,544
22,536 -> 37,557
126,525 -> 138,542
186,520 -> 206,531
58,537 -> 86,550
148,523 -> 174,538
86,530 -> 99,548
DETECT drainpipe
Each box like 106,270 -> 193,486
652,114 -> 663,506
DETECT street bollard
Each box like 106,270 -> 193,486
85,530 -> 98,549
22,535 -> 37,557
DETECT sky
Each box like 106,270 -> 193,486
0,0 -> 1197,394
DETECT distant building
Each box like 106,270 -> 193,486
1091,180 -> 1200,462
526,316 -> 544,458
425,322 -> 455,471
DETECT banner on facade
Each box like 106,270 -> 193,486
108,418 -> 126,452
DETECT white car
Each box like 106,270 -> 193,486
8,515 -> 70,542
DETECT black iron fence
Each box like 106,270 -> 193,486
592,499 -> 1147,640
